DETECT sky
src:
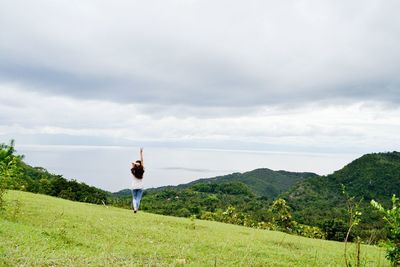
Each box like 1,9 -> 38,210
1,0 -> 400,192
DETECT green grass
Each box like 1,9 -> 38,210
0,191 -> 389,266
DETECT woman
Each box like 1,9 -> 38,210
131,147 -> 144,213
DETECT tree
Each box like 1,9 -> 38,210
342,185 -> 362,267
0,140 -> 24,209
322,219 -> 348,241
371,195 -> 400,266
270,198 -> 292,231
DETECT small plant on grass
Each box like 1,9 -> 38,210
371,195 -> 400,266
0,186 -> 5,211
9,199 -> 22,221
189,215 -> 196,230
342,184 -> 362,267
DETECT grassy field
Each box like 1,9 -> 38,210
0,190 -> 389,266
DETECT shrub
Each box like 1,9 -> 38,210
270,198 -> 292,231
292,221 -> 325,239
322,219 -> 348,241
371,195 -> 400,265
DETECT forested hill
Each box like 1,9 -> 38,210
115,168 -> 317,199
176,168 -> 318,198
282,151 -> 400,228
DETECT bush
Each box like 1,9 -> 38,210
322,219 -> 348,241
371,195 -> 400,265
0,143 -> 22,210
200,210 -> 222,221
176,208 -> 191,217
270,198 -> 292,230
256,221 -> 277,231
292,221 -> 325,239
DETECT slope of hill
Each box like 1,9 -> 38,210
0,190 -> 388,266
183,168 -> 318,198
283,151 -> 400,233
112,169 -> 318,227
115,168 -> 317,199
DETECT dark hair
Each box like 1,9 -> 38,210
131,164 -> 144,179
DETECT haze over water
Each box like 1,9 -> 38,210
17,144 -> 361,192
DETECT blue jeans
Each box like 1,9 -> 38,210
131,189 -> 143,211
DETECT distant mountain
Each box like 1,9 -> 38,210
283,151 -> 400,230
114,168 -> 318,200
179,168 -> 318,199
113,188 -> 131,197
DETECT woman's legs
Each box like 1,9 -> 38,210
136,189 -> 143,210
131,189 -> 138,210
131,189 -> 144,212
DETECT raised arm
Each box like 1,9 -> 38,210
140,148 -> 144,166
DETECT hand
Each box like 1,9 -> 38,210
140,147 -> 143,153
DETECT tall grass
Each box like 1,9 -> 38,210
0,191 -> 388,266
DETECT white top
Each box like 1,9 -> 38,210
131,176 -> 144,190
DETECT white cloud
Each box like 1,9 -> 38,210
0,0 -> 399,106
1,85 -> 399,154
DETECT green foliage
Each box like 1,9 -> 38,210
0,140 -> 22,210
371,195 -> 400,265
154,168 -> 317,199
270,198 -> 292,230
0,141 -> 24,191
135,182 -> 270,221
191,182 -> 255,196
266,198 -> 325,239
283,152 -> 400,241
322,219 -> 348,241
220,206 -> 254,227
291,221 -> 326,239
342,184 -> 363,242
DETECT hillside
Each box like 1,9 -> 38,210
112,169 -> 317,229
0,190 -> 388,266
116,168 -> 317,199
283,151 -> 400,234
182,168 -> 318,198
111,154 -> 400,241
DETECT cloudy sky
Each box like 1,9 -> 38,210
1,0 -> 399,191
